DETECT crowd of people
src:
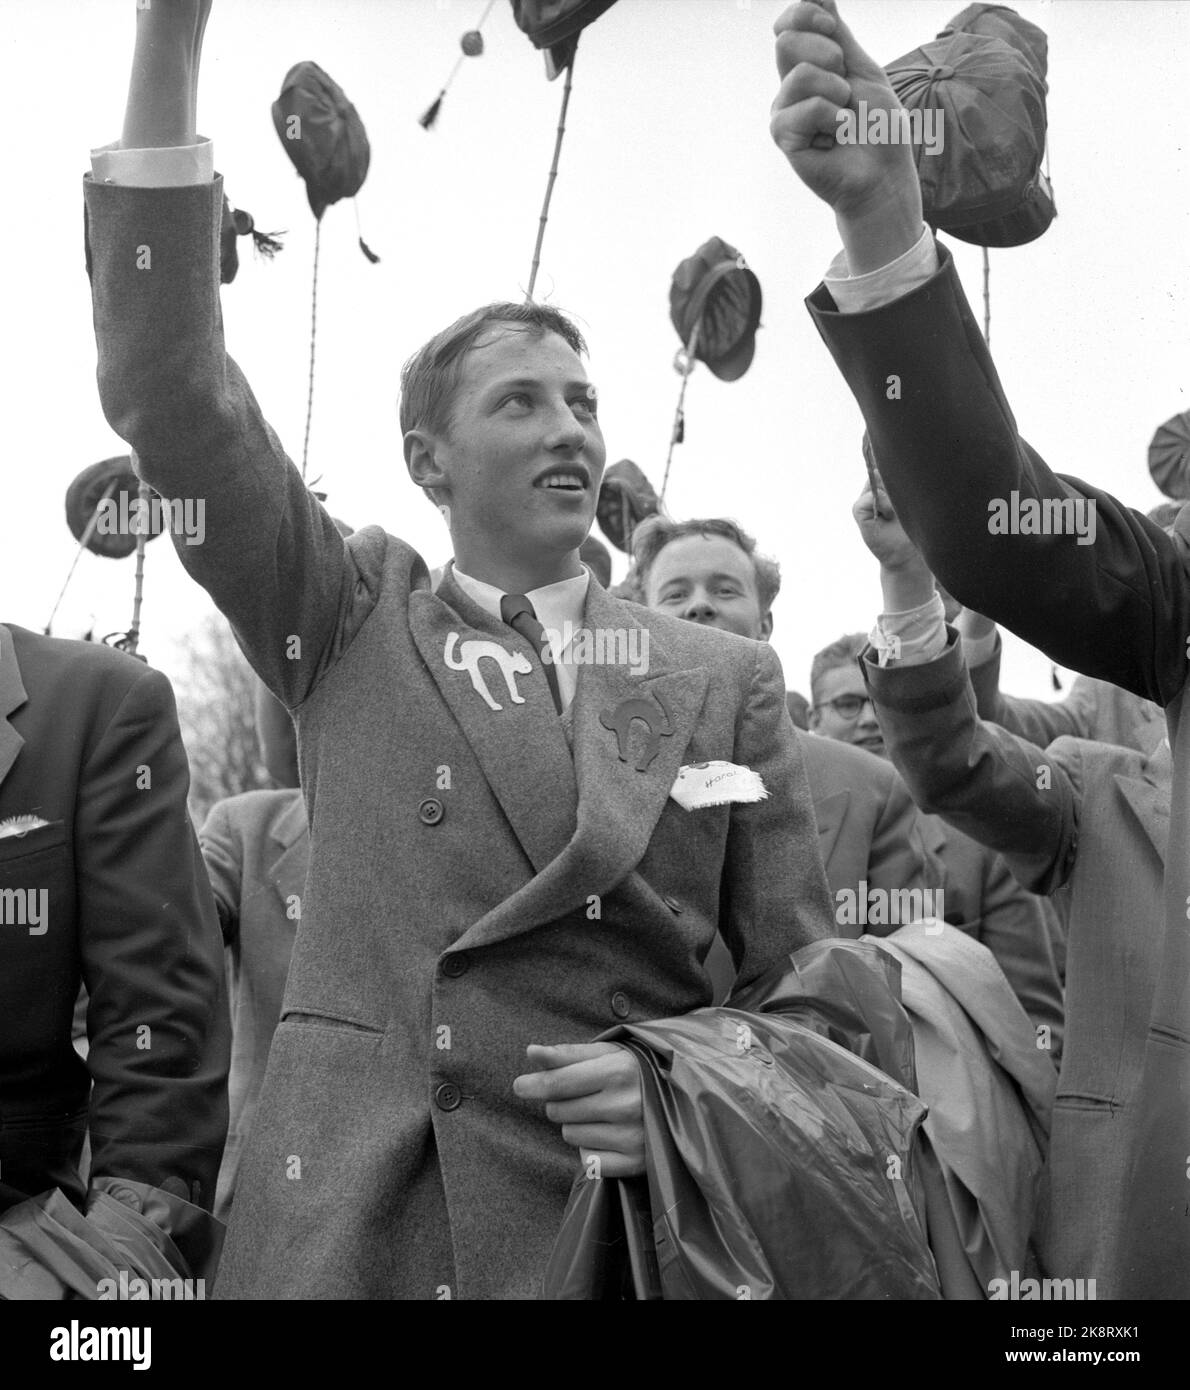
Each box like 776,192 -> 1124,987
1,0 -> 1183,1303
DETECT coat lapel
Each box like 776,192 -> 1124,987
811,789 -> 847,874
268,792 -> 311,912
1115,742 -> 1171,866
408,568 -> 578,874
449,585 -> 709,953
0,626 -> 27,791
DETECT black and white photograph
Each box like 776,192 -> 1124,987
0,0 -> 1187,1357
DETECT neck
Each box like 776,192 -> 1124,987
452,543 -> 584,595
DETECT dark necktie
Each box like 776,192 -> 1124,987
500,593 -> 563,715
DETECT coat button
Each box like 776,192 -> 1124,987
442,953 -> 469,978
610,991 -> 630,1019
418,798 -> 444,825
662,895 -> 682,913
435,1082 -> 462,1111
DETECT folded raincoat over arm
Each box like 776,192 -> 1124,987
544,939 -> 941,1300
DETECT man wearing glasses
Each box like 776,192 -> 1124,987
808,645 -> 886,756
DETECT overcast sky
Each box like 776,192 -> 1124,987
3,0 -> 1187,704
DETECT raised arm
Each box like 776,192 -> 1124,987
963,628 -> 1087,748
853,477 -> 1079,897
86,1 -> 382,708
771,1 -> 1190,707
121,0 -> 209,148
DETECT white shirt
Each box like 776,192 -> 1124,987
823,223 -> 939,314
450,565 -> 590,711
822,224 -> 952,669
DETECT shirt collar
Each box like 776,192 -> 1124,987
451,564 -> 590,649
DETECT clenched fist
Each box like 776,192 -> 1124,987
770,1 -> 923,274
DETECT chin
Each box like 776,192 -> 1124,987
542,517 -> 594,555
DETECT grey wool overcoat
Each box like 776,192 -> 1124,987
84,175 -> 835,1299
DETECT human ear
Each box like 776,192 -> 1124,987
404,429 -> 450,500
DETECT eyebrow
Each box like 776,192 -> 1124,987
660,571 -> 747,588
484,376 -> 596,397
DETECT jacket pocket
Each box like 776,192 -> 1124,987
279,1009 -> 385,1036
0,818 -> 67,866
1054,1091 -> 1121,1112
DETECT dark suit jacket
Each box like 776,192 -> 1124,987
796,730 -> 930,902
0,624 -> 228,1212
86,175 -> 835,1299
200,789 -> 307,1220
705,730 -> 932,1001
808,240 -> 1190,1297
865,632 -> 1167,1294
796,729 -> 1061,1045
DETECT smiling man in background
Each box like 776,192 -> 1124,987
631,515 -> 933,993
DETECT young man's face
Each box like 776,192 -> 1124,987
810,663 -> 885,756
423,327 -> 606,579
643,533 -> 771,641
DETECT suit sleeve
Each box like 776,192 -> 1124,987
807,246 -> 1190,707
719,643 -> 835,988
967,633 -> 1087,746
198,799 -> 242,945
864,632 -> 1080,897
78,665 -> 230,1210
83,175 -> 389,708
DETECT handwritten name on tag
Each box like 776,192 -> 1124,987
670,761 -> 768,811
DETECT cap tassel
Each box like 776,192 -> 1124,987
251,228 -> 285,258
353,200 -> 380,264
420,3 -> 495,130
419,92 -> 445,130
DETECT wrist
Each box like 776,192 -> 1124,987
836,177 -> 924,278
880,561 -> 934,612
122,10 -> 204,149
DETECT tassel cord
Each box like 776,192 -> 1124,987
660,322 -> 700,505
419,1 -> 497,128
301,221 -> 321,481
124,479 -> 151,659
526,45 -> 576,302
44,476 -> 120,635
982,244 -> 991,347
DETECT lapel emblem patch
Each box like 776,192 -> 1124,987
444,632 -> 532,712
600,693 -> 674,772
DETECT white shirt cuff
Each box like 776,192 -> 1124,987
824,224 -> 939,314
90,138 -> 213,188
870,591 -> 947,668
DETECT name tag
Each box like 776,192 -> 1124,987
670,761 -> 768,811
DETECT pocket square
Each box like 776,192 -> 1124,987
0,815 -> 50,840
670,761 -> 768,811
